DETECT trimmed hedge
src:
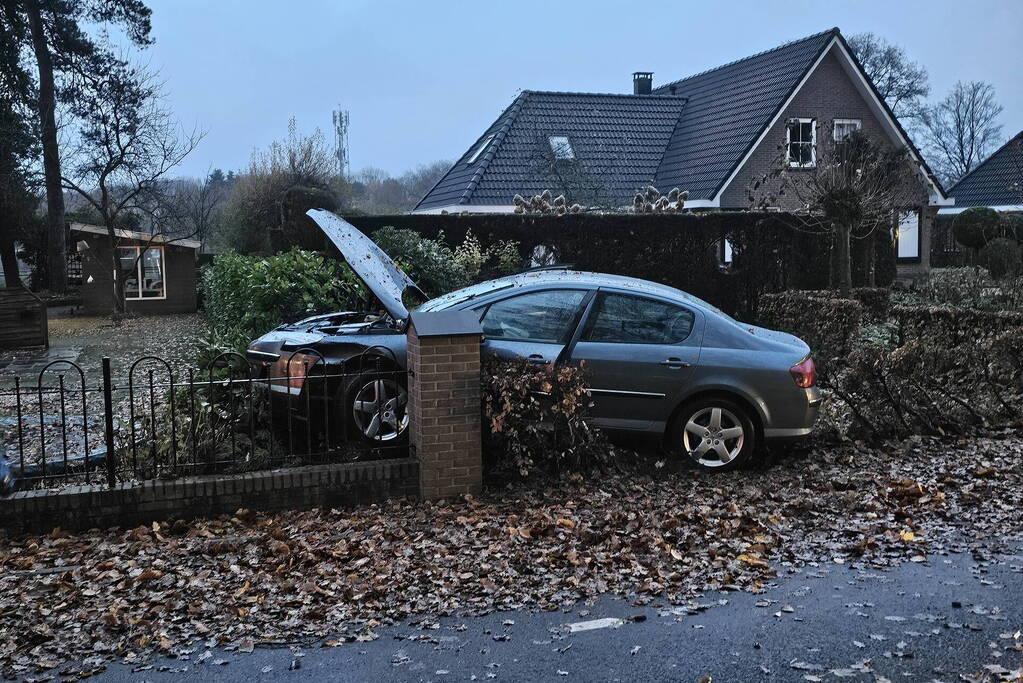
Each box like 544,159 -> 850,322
892,305 -> 1023,345
344,213 -> 896,319
757,291 -> 863,382
832,306 -> 1023,439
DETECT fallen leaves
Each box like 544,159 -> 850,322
1,431 -> 1022,677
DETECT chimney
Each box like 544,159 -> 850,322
633,72 -> 653,95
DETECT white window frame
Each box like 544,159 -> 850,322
466,133 -> 495,165
548,135 -> 575,160
721,239 -> 735,266
833,118 -> 862,142
896,210 -> 921,261
786,118 -> 816,168
117,245 -> 167,300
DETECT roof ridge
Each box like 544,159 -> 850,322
522,89 -> 686,100
457,91 -> 531,205
949,128 -> 1023,193
655,27 -> 839,92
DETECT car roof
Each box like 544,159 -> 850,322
418,269 -> 732,319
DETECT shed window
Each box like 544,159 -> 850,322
548,136 -> 575,160
786,118 -> 816,167
118,246 -> 166,299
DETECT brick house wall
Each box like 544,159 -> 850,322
77,232 -> 198,315
718,49 -> 933,275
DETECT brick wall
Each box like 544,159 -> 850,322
718,48 -> 934,278
407,325 -> 482,499
0,459 -> 418,536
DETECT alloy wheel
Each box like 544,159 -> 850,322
681,406 -> 745,468
352,379 -> 409,441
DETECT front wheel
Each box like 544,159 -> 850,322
668,397 -> 756,471
343,373 -> 410,444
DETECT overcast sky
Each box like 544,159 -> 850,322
129,0 -> 1023,179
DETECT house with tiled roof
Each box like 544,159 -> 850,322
413,27 -> 951,276
941,131 -> 1023,215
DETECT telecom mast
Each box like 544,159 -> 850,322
332,107 -> 350,181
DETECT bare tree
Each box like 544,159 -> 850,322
848,32 -> 929,122
221,119 -> 341,252
158,172 -> 228,253
59,57 -> 203,315
750,124 -> 926,295
348,160 -> 452,214
919,81 -> 1003,187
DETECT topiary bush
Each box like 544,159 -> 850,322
952,207 -> 1004,249
978,237 -> 1022,280
202,249 -> 365,350
481,360 -> 617,481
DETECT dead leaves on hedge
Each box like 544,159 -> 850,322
1,432 -> 1022,677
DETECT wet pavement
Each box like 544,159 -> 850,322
94,545 -> 1023,682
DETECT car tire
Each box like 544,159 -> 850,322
340,371 -> 410,446
668,397 -> 757,471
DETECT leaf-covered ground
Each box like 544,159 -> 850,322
1,432 -> 1021,679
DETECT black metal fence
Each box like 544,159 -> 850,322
0,349 -> 409,490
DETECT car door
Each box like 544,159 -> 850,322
567,289 -> 703,431
474,288 -> 591,366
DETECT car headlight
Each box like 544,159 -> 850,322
269,352 -> 323,394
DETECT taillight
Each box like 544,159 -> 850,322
790,355 -> 816,388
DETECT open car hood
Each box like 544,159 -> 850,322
307,209 -> 425,321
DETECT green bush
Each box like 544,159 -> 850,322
371,227 -> 471,297
953,207 -> 1003,249
978,237 -> 1022,280
202,249 -> 365,350
481,360 -> 617,480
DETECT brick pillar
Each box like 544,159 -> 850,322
406,311 -> 483,499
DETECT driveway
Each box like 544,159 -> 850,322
94,545 -> 1023,682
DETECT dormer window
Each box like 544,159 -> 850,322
466,133 -> 495,164
786,118 -> 816,167
548,136 -> 575,160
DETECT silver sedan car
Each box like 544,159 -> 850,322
248,211 -> 821,471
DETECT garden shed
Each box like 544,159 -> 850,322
71,223 -> 200,315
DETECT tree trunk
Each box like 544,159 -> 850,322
835,221 -> 853,296
0,217 -> 22,288
107,233 -> 127,316
27,4 -> 67,294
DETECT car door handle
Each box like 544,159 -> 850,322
660,358 -> 691,369
527,354 -> 550,365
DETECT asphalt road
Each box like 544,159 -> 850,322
96,546 -> 1023,682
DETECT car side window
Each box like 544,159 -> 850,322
582,292 -> 694,344
479,290 -> 586,343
